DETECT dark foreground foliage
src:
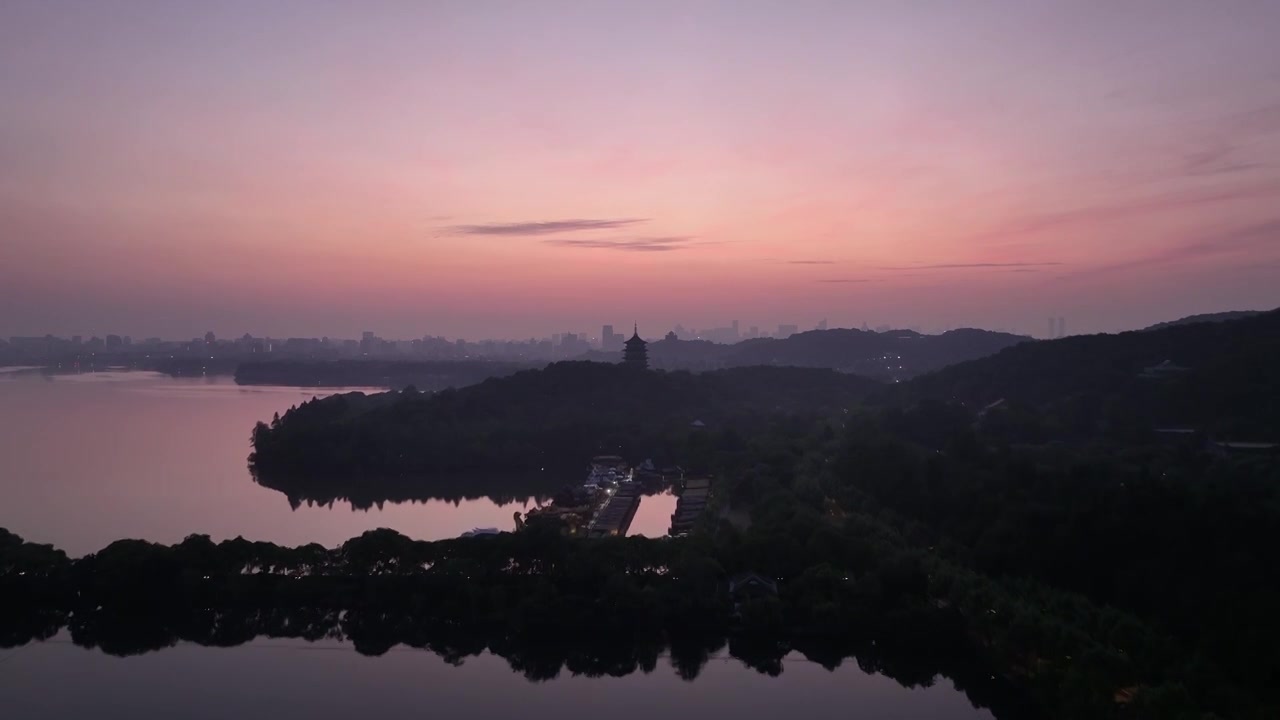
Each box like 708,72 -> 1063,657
2,524 -> 1033,717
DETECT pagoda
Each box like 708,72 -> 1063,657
622,324 -> 648,369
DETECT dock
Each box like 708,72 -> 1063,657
670,477 -> 711,536
586,483 -> 643,538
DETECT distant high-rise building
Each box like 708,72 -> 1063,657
623,324 -> 648,369
748,326 -> 759,338
1048,317 -> 1056,339
731,320 -> 739,339
1058,317 -> 1066,338
560,332 -> 586,356
602,324 -> 618,352
817,318 -> 828,331
778,324 -> 799,338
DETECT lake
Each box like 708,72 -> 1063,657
0,632 -> 994,720
0,369 -> 998,719
0,370 -> 674,555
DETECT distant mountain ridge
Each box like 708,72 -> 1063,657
1142,310 -> 1264,331
584,327 -> 1031,381
713,327 -> 1029,380
901,307 -> 1280,438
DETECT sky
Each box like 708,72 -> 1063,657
2,0 -> 1279,341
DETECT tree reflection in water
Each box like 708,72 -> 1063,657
2,605 -> 1031,718
252,469 -> 568,511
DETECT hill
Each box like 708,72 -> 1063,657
901,308 -> 1280,439
577,327 -> 1029,380
1142,309 -> 1264,331
714,327 -> 1029,380
249,362 -> 881,487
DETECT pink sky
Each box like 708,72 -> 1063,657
2,0 -> 1278,339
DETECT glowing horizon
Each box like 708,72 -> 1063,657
2,1 -> 1278,340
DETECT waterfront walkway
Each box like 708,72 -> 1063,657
670,477 -> 711,536
586,483 -> 643,537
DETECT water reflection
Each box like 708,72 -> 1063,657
251,469 -> 565,512
0,372 -> 551,554
629,490 -> 678,538
0,608 -> 1022,720
6,633 -> 999,720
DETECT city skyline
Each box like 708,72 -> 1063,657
3,1 -> 1279,339
4,312 -> 1066,347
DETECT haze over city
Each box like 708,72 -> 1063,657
3,0 -> 1279,340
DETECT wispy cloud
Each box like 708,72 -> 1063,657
786,260 -> 836,265
544,236 -> 698,253
1164,218 -> 1280,260
1181,143 -> 1262,177
1229,102 -> 1280,136
818,278 -> 874,283
1172,102 -> 1280,178
1089,218 -> 1280,274
452,218 -> 647,236
878,262 -> 1064,270
969,183 -> 1280,242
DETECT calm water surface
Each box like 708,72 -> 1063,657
0,371 -> 564,555
0,370 -> 677,555
0,634 -> 993,720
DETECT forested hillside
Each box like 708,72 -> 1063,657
900,308 -> 1280,439
250,362 -> 880,480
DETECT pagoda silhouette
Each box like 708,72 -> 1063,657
622,324 -> 648,369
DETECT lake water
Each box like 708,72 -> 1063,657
0,370 -> 676,555
0,369 -> 996,719
0,633 -> 993,720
